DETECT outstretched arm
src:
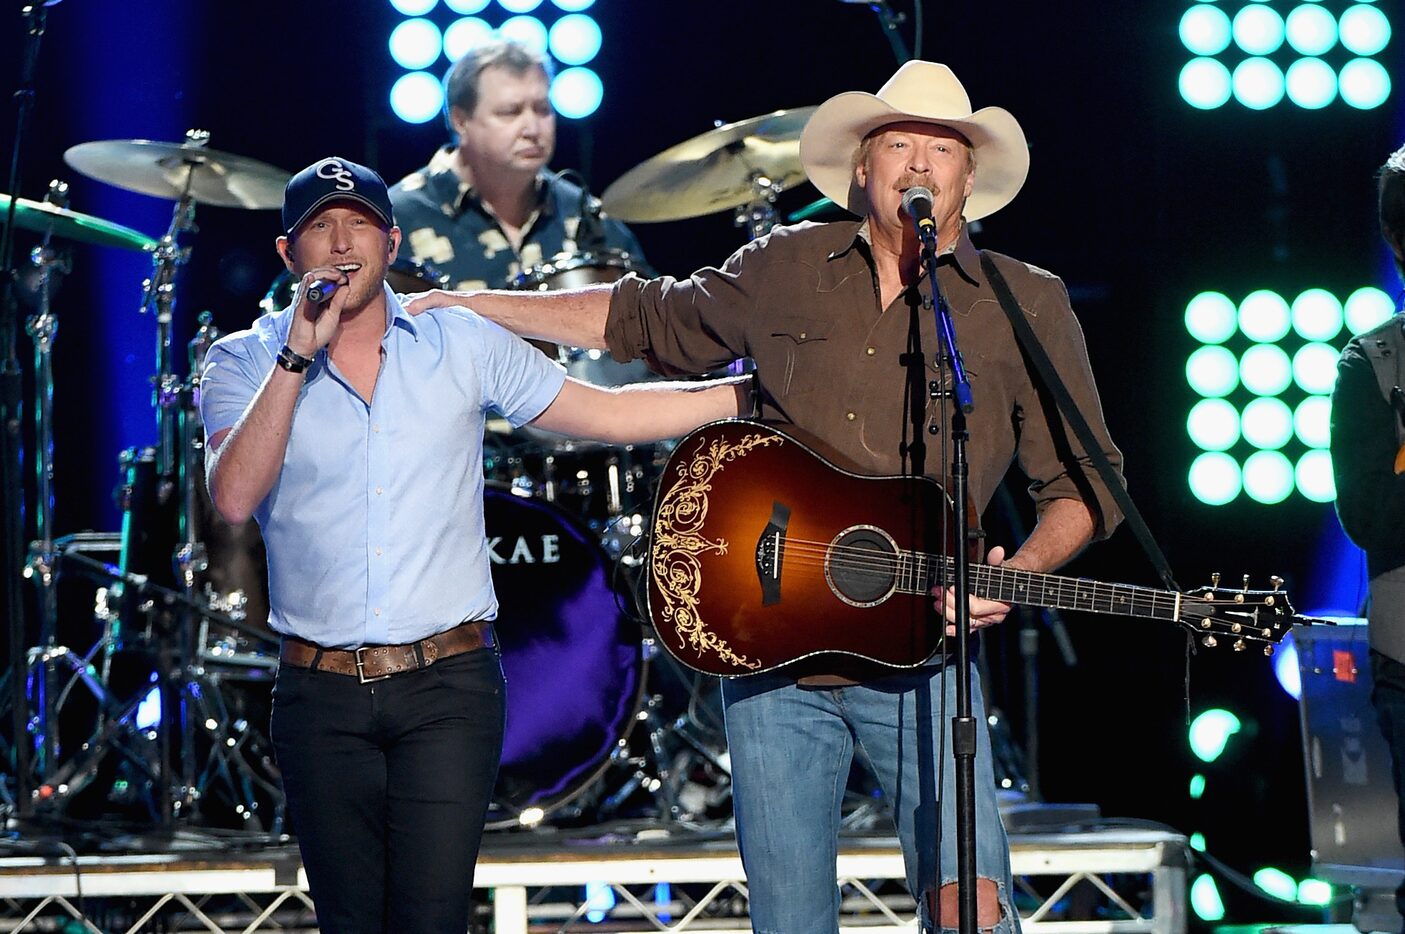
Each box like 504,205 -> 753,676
529,375 -> 748,445
404,284 -> 613,349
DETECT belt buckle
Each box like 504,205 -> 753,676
355,646 -> 392,684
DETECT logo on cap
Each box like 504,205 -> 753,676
315,159 -> 356,192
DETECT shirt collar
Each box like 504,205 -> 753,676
423,146 -> 551,218
272,281 -> 420,349
827,218 -> 982,286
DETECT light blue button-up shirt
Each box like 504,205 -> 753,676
200,284 -> 566,649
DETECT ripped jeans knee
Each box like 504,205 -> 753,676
925,876 -> 1019,934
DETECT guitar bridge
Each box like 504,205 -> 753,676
756,501 -> 790,606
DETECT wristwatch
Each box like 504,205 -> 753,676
276,344 -> 316,374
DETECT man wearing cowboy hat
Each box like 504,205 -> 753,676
407,61 -> 1123,933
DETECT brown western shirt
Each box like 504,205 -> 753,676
606,220 -> 1125,537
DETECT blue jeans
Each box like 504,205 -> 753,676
722,663 -> 1019,934
271,646 -> 506,934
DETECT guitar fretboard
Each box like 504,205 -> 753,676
898,552 -> 1182,621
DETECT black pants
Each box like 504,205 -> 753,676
270,646 -> 506,934
1372,650 -> 1405,921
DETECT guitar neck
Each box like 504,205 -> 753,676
903,552 -> 1183,622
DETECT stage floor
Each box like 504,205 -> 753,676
0,826 -> 1186,933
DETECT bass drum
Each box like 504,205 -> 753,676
510,249 -> 654,388
261,257 -> 447,314
484,485 -> 645,826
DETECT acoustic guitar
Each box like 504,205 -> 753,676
646,420 -> 1306,677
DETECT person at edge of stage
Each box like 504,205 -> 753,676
1331,142 -> 1405,933
407,61 -> 1126,934
198,155 -> 747,934
388,37 -> 650,293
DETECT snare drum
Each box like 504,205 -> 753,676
511,249 -> 655,388
260,257 -> 448,314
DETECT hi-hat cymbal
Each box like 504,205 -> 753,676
0,193 -> 156,251
63,140 -> 291,209
601,106 -> 817,223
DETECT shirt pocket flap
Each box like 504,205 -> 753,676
769,317 -> 833,344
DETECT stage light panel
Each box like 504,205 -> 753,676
445,0 -> 491,11
1340,57 -> 1391,108
1188,398 -> 1242,451
1182,5 -> 1234,55
390,71 -> 445,124
552,0 -> 595,9
1292,342 -> 1340,394
1234,4 -> 1287,54
1189,708 -> 1242,762
1234,58 -> 1286,109
1189,774 -> 1207,799
391,0 -> 439,14
1244,450 -> 1295,503
550,66 -> 603,118
1239,344 -> 1293,396
1296,449 -> 1336,501
136,686 -> 162,730
1286,4 -> 1338,54
1298,879 -> 1333,905
1180,58 -> 1234,109
1242,397 -> 1294,449
1239,289 -> 1292,341
1345,286 -> 1394,334
1285,57 -> 1337,108
1189,452 -> 1243,505
1191,875 -> 1226,922
1339,3 -> 1390,55
499,15 -> 549,55
443,16 -> 494,61
1186,291 -> 1239,343
499,0 -> 544,11
1190,832 -> 1207,851
548,13 -> 602,65
1273,632 -> 1301,699
1291,288 -> 1344,341
389,18 -> 444,70
1293,396 -> 1331,448
1254,867 -> 1299,901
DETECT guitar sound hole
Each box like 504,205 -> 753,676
825,525 -> 898,608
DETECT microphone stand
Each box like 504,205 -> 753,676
915,217 -> 979,934
3,2 -> 55,822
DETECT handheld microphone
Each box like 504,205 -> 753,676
900,186 -> 936,235
306,278 -> 339,303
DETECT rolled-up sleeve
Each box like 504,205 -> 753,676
605,238 -> 765,376
199,339 -> 266,439
1014,275 -> 1125,540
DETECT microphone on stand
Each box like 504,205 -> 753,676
575,189 -> 609,254
900,186 -> 937,245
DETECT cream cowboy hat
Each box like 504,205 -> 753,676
798,60 -> 1029,222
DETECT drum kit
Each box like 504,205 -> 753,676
2,103 -> 825,838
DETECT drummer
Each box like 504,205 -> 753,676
389,38 -> 650,291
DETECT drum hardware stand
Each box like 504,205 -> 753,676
732,172 -> 786,242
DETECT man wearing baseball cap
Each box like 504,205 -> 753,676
408,61 -> 1125,933
199,156 -> 745,933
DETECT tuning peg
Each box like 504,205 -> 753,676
1270,575 -> 1283,591
1211,572 -> 1221,588
1242,574 -> 1250,592
1233,639 -> 1246,652
1231,622 -> 1242,634
1263,645 -> 1274,657
1202,635 -> 1218,648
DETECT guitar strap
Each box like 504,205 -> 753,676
979,252 -> 1180,593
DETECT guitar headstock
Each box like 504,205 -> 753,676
1177,574 -> 1301,654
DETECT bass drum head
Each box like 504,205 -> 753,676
484,485 -> 644,826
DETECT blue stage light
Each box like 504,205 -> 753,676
1285,57 -> 1337,109
445,0 -> 491,11
499,15 -> 549,56
391,0 -> 439,14
553,0 -> 595,8
550,66 -> 603,118
389,18 -> 444,71
444,17 -> 494,61
391,71 -> 446,124
1339,57 -> 1391,109
1181,5 -> 1233,55
1233,4 -> 1286,55
1180,58 -> 1233,109
1339,3 -> 1391,55
499,0 -> 544,11
1189,452 -> 1242,506
1286,3 -> 1338,55
549,13 -> 602,65
1233,57 -> 1285,109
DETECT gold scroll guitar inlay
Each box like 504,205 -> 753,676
650,429 -> 785,670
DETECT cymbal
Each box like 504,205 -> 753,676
601,106 -> 817,223
63,140 -> 291,209
0,193 -> 156,251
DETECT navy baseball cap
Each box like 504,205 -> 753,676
282,156 -> 395,235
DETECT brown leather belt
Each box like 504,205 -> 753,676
279,621 -> 492,684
